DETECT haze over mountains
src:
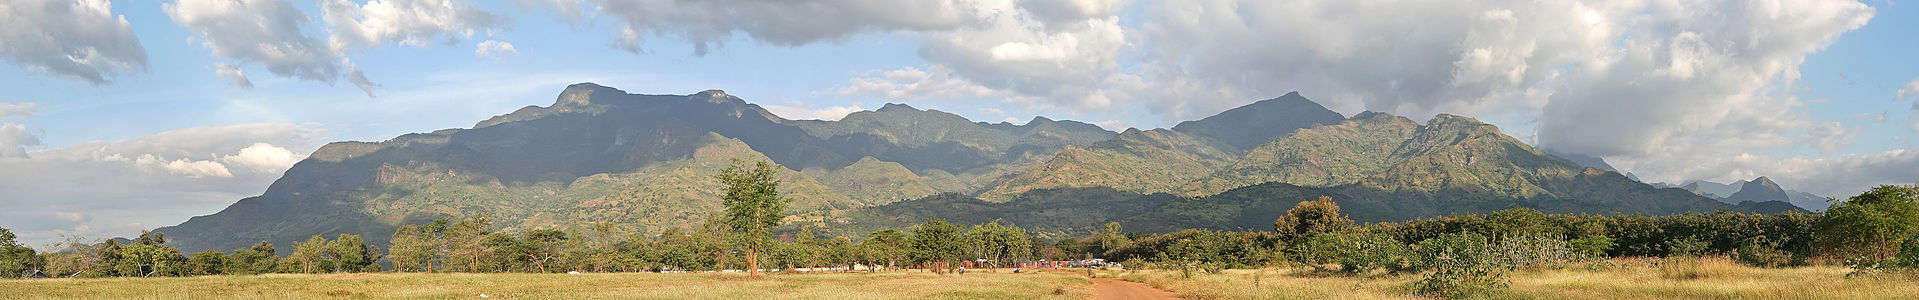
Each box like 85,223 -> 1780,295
1653,178 -> 1832,212
155,84 -> 1801,253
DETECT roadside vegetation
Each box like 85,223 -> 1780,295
2,160 -> 1917,299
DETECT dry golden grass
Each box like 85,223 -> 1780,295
0,270 -> 1091,300
1116,259 -> 1919,300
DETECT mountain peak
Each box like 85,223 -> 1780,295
1170,92 -> 1346,150
691,89 -> 744,104
553,82 -> 626,108
1726,176 -> 1789,205
877,103 -> 919,112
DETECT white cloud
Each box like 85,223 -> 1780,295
1803,121 -> 1859,155
476,40 -> 518,59
221,142 -> 303,173
1091,120 -> 1128,131
552,0 -> 980,55
763,104 -> 865,121
0,123 -> 325,247
0,0 -> 148,84
320,0 -> 507,49
166,0 -> 354,91
0,102 -> 35,119
214,62 -> 253,88
136,154 -> 234,178
1897,77 -> 1919,101
0,123 -> 40,158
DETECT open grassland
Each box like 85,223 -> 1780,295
0,270 -> 1090,300
1116,257 -> 1919,299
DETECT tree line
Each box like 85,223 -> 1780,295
5,161 -> 1917,291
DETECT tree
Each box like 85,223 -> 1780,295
522,229 -> 569,273
716,159 -> 791,279
1275,196 -> 1355,243
186,250 -> 228,276
910,219 -> 965,274
326,234 -> 380,273
446,215 -> 494,272
966,221 -> 1032,270
862,229 -> 909,271
288,235 -> 327,274
389,225 -> 434,272
1815,184 -> 1919,261
1098,222 -> 1130,256
0,228 -> 40,278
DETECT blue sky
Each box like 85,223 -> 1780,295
1,0 -> 1915,246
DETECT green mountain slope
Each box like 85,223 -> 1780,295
1185,112 -> 1420,195
1170,92 -> 1348,150
978,128 -> 1239,200
817,157 -> 944,205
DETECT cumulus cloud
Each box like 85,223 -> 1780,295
167,0 -> 353,89
221,142 -> 302,173
214,62 -> 253,88
0,0 -> 148,84
0,123 -> 40,158
762,104 -> 864,121
320,0 -> 507,49
169,0 -> 499,96
0,123 -> 325,247
475,40 -> 518,60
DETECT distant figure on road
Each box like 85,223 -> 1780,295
958,267 -> 965,275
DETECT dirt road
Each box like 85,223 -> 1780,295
1047,269 -> 1180,300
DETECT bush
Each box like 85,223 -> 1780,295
1302,230 -> 1408,274
1886,234 -> 1919,268
1667,237 -> 1710,257
1735,238 -> 1796,268
1411,233 -> 1490,271
1414,246 -> 1507,298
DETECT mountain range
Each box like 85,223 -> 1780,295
1652,177 -> 1831,211
154,83 -> 1798,253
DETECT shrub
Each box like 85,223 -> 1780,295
1302,230 -> 1408,274
1734,237 -> 1796,268
1411,233 -> 1490,271
1569,235 -> 1615,257
1667,237 -> 1710,257
1414,246 -> 1507,298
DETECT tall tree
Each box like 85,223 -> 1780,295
326,234 -> 380,273
910,219 -> 965,274
862,229 -> 908,271
446,215 -> 494,272
288,235 -> 327,274
389,225 -> 433,272
522,229 -> 568,273
0,227 -> 41,278
716,159 -> 791,279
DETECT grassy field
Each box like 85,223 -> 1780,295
0,270 -> 1091,300
1114,257 -> 1919,299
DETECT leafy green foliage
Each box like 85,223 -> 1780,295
1273,196 -> 1355,244
909,219 -> 965,273
1814,184 -> 1919,261
0,228 -> 40,278
718,159 -> 791,278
